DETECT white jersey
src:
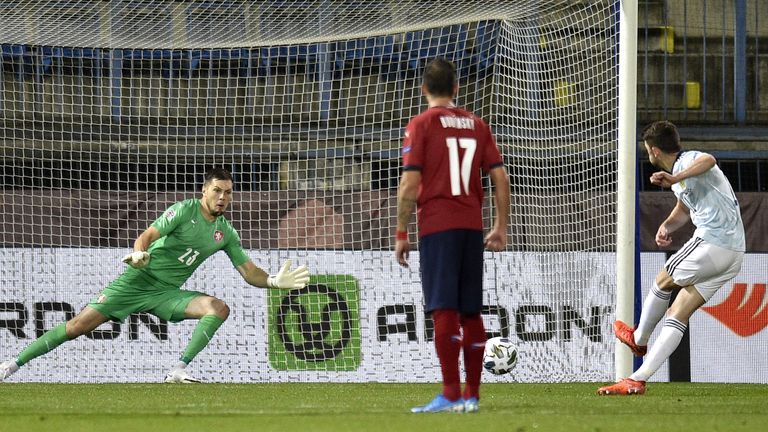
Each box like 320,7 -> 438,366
671,151 -> 745,251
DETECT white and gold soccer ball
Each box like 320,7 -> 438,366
483,336 -> 518,375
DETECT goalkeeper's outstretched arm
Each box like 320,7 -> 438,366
236,259 -> 310,289
133,226 -> 162,252
122,226 -> 162,268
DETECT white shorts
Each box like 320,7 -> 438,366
664,237 -> 744,302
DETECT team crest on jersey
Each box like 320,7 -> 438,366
164,210 -> 176,220
213,230 -> 224,242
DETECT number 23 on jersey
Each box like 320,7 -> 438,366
178,248 -> 200,266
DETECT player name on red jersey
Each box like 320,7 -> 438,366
439,116 -> 475,130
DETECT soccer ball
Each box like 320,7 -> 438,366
483,337 -> 518,375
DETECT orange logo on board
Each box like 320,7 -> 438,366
702,283 -> 768,337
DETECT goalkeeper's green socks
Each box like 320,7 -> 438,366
15,316 -> 224,369
179,315 -> 225,365
16,323 -> 70,366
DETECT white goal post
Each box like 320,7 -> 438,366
0,0 -> 636,383
616,0 -> 638,381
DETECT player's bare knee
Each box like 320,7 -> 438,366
665,305 -> 691,325
666,286 -> 704,324
65,319 -> 91,338
209,298 -> 230,320
64,321 -> 79,339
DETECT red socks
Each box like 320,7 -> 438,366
432,309 -> 488,401
432,309 -> 462,401
460,313 -> 486,400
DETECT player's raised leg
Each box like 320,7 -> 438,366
164,294 -> 229,383
599,285 -> 703,395
634,279 -> 673,348
614,270 -> 678,358
0,307 -> 108,382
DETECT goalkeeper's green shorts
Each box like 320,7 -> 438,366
88,270 -> 204,323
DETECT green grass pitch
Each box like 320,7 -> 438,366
1,382 -> 766,432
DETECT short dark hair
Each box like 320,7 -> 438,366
204,167 -> 233,185
641,120 -> 681,153
423,58 -> 457,97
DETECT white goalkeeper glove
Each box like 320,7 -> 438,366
122,251 -> 150,269
267,260 -> 310,289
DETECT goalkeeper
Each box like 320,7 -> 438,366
0,167 -> 309,383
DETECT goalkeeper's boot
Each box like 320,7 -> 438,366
613,320 -> 647,357
597,378 -> 646,395
0,360 -> 19,382
463,397 -> 479,413
411,394 -> 465,413
164,368 -> 202,383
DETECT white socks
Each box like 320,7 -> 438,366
631,317 -> 686,382
635,283 -> 671,345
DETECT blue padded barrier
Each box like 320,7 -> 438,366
332,35 -> 398,68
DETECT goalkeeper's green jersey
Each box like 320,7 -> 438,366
125,198 -> 250,290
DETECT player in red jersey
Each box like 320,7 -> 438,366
395,58 -> 510,413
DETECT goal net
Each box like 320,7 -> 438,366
0,0 -> 620,383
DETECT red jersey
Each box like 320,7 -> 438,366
402,106 -> 504,237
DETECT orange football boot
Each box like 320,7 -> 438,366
597,378 -> 647,395
613,320 -> 647,357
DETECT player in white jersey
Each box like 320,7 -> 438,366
598,120 -> 745,395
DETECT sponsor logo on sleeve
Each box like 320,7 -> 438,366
164,210 -> 176,220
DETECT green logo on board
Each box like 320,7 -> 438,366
268,275 -> 360,371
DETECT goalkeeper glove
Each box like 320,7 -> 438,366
122,251 -> 150,269
267,260 -> 310,289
